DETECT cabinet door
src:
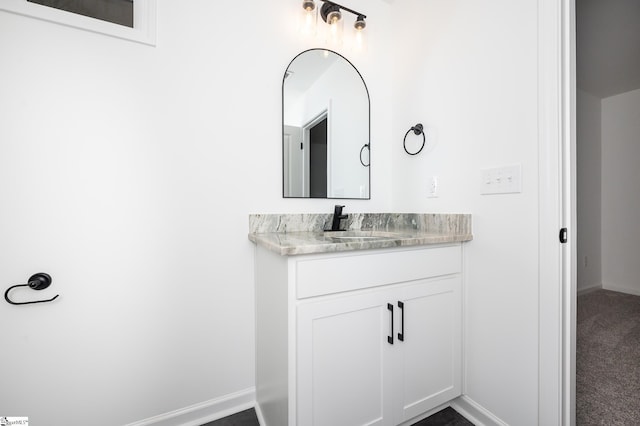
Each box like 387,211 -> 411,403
297,290 -> 395,426
395,276 -> 462,422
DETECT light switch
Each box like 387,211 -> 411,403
480,165 -> 522,195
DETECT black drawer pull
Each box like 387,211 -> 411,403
398,301 -> 405,342
387,303 -> 394,344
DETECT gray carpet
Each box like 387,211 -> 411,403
577,289 -> 640,425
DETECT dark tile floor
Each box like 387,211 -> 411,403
202,406 -> 474,426
201,408 -> 259,426
412,407 -> 474,426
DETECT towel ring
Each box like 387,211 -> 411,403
403,123 -> 425,156
360,143 -> 370,167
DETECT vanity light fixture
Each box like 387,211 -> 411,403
300,0 -> 367,47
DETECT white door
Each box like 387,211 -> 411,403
297,289 -> 396,426
394,277 -> 462,423
284,125 -> 304,197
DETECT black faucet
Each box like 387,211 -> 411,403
331,205 -> 348,231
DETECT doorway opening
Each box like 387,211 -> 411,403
304,112 -> 328,198
574,0 -> 640,423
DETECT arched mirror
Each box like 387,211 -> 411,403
283,49 -> 370,199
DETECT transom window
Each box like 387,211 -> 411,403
0,0 -> 155,45
27,0 -> 134,28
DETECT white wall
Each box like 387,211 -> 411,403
576,89 -> 602,293
601,88 -> 640,296
390,1 -> 540,424
0,1 -> 395,425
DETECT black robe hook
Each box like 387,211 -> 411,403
4,273 -> 59,305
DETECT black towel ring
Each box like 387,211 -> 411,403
359,143 -> 370,167
403,123 -> 426,156
4,273 -> 59,306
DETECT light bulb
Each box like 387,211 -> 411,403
352,18 -> 367,52
327,10 -> 341,24
299,0 -> 317,36
326,10 -> 343,46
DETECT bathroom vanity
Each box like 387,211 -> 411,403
249,213 -> 472,426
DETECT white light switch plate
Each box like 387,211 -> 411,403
481,165 -> 522,195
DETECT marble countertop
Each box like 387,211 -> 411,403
249,230 -> 473,256
248,213 -> 472,256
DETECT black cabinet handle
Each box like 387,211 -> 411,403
387,303 -> 394,344
398,301 -> 405,342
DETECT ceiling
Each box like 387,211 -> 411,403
577,0 -> 640,98
285,50 -> 338,99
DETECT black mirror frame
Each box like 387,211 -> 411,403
282,48 -> 371,200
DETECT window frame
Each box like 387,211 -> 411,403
0,0 -> 156,46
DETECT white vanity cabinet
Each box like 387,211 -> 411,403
255,243 -> 463,426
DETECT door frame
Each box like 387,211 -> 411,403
537,0 -> 576,424
303,109 -> 329,198
562,1 -> 577,424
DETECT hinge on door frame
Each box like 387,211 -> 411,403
559,228 -> 568,244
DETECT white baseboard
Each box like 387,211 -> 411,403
602,283 -> 640,297
254,403 -> 265,426
450,395 -> 507,426
122,391 -> 507,426
577,283 -> 602,296
124,387 -> 255,426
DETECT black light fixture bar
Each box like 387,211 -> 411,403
319,0 -> 366,20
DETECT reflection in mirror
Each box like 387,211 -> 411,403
283,49 -> 370,199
